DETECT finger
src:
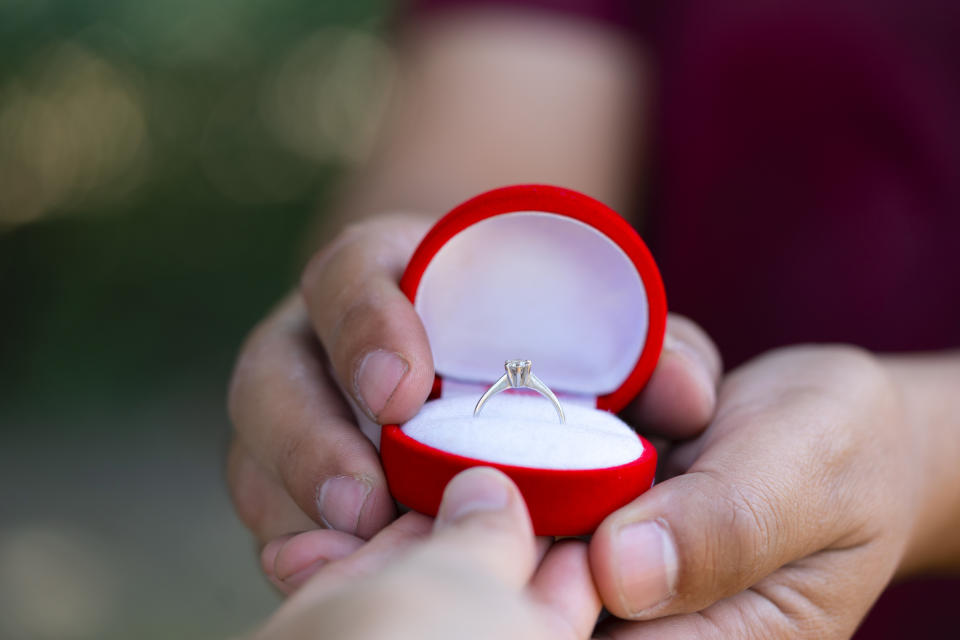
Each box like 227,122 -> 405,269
528,540 -> 603,640
228,295 -> 396,538
273,474 -> 541,640
597,541 -> 893,639
295,469 -> 540,600
226,437 -> 316,543
422,467 -> 538,588
261,529 -> 365,594
293,511 -> 434,601
621,314 -> 722,439
591,364 -> 876,620
259,535 -> 296,593
533,536 -> 553,568
300,216 -> 435,426
590,468 -> 811,621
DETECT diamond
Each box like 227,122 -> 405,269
504,359 -> 532,387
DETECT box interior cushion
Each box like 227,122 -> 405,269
414,211 -> 649,396
401,386 -> 643,470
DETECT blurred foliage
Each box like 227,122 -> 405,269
0,0 -> 391,422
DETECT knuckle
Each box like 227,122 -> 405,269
768,344 -> 888,397
273,419 -> 358,489
276,425 -> 313,484
822,345 -> 891,399
698,471 -> 784,587
300,241 -> 342,296
727,488 -> 776,576
748,577 -> 864,640
300,215 -> 430,298
337,294 -> 389,339
667,314 -> 723,374
299,222 -> 374,294
300,242 -> 392,337
321,297 -> 387,374
300,218 -> 405,293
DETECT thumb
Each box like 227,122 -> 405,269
421,467 -> 538,588
591,346 -> 893,622
300,216 -> 435,425
590,450 -> 827,620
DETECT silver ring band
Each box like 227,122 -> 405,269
473,359 -> 565,423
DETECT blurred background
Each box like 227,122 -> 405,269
0,0 -> 396,637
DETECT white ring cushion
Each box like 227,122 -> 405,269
403,211 -> 649,470
402,386 -> 643,470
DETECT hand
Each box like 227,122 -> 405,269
589,345 -> 917,639
226,215 -> 435,550
228,213 -> 720,593
252,467 -> 602,640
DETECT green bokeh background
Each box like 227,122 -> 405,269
0,1 -> 389,637
1,0 -> 391,414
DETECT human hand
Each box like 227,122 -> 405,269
590,345 -> 918,639
226,215 -> 436,551
228,213 -> 720,592
252,467 -> 602,640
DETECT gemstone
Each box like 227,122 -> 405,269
504,359 -> 532,387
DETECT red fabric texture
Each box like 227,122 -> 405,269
386,185 -> 665,535
381,424 -> 657,536
404,0 -> 960,635
398,184 -> 667,414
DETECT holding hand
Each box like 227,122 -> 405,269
591,346 -> 918,638
230,214 -> 959,639
227,214 -> 716,592
227,7 -> 960,635
227,216 -> 436,546
253,467 -> 601,640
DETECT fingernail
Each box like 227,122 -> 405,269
613,519 -> 678,616
436,468 -> 511,526
317,475 -> 372,534
279,558 -> 328,590
260,536 -> 292,579
355,350 -> 409,419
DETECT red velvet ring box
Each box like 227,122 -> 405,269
381,185 -> 666,536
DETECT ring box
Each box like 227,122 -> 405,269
381,185 -> 666,535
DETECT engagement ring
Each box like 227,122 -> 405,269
473,359 -> 565,423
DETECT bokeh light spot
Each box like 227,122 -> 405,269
0,43 -> 149,227
0,524 -> 119,639
261,26 -> 397,165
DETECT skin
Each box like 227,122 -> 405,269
251,468 -> 603,640
228,8 -> 960,638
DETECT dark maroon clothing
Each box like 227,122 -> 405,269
411,0 -> 960,636
648,0 -> 960,369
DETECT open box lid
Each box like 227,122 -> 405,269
399,185 -> 667,413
